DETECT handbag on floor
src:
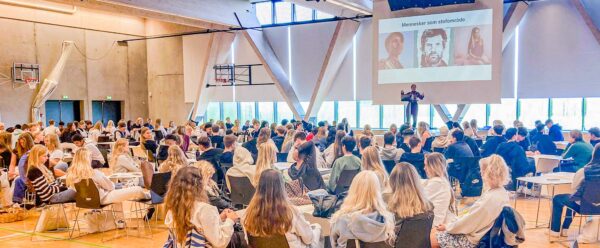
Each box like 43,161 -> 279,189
35,205 -> 70,232
285,179 -> 311,206
307,189 -> 345,218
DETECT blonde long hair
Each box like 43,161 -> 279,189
192,161 -> 218,190
361,146 -> 389,189
164,166 -> 207,245
424,152 -> 455,210
253,143 -> 276,185
332,170 -> 396,243
26,145 -> 53,183
388,162 -> 432,218
139,127 -> 151,150
244,169 -> 293,237
44,133 -> 61,151
282,129 -> 296,152
162,145 -> 188,174
16,133 -> 34,159
479,155 -> 510,190
66,148 -> 95,187
110,138 -> 130,169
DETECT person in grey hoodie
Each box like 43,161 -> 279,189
330,171 -> 396,248
379,132 -> 404,162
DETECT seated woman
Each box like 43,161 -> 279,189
225,146 -> 255,191
88,121 -> 103,143
158,145 -> 188,173
243,169 -> 320,248
361,146 -> 390,190
431,126 -> 451,152
193,161 -> 232,212
164,166 -> 238,248
26,145 -> 75,205
433,155 -> 510,248
549,144 -> 600,237
423,153 -> 455,227
0,133 -> 17,179
66,148 -> 149,205
140,127 -> 158,156
253,142 -> 277,186
330,170 -> 395,247
110,138 -> 140,173
44,133 -> 68,177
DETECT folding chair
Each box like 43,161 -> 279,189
227,176 -> 256,208
248,234 -> 290,248
131,172 -> 172,238
333,169 -> 360,195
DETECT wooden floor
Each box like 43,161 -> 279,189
0,197 -> 599,248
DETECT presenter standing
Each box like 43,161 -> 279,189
401,84 -> 424,128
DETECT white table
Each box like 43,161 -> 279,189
554,141 -> 570,150
274,162 -> 332,175
514,172 -> 574,229
108,172 -> 143,187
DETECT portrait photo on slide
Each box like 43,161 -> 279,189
378,31 -> 416,70
452,25 -> 493,66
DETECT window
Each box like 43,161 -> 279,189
255,2 -> 273,25
240,102 -> 256,123
359,101 -> 380,128
585,98 -> 600,130
317,101 -> 334,123
382,105 -> 404,129
462,104 -> 487,127
258,102 -> 275,123
432,104 -> 457,128
417,105 -> 431,128
551,98 -> 583,130
205,102 -> 220,122
222,102 -> 238,121
519,98 -> 548,129
488,98 -> 517,127
275,2 -> 292,24
316,10 -> 334,20
338,101 -> 357,128
277,102 -> 294,124
294,4 -> 313,22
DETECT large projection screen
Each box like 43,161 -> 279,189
372,0 -> 503,104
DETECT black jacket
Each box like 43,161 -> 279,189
496,141 -> 529,176
481,136 -> 506,157
444,141 -> 474,160
272,136 -> 285,152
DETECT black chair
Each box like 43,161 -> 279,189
276,152 -> 289,162
97,136 -> 111,143
450,157 -> 483,197
99,148 -> 110,168
433,147 -> 445,153
70,179 -> 121,241
346,239 -> 391,248
248,234 -> 289,248
334,169 -> 360,195
228,175 -> 256,207
219,162 -> 233,191
382,160 -> 396,174
153,130 -> 164,143
133,172 -> 172,234
394,211 -> 434,248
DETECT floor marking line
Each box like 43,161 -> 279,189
0,226 -> 111,248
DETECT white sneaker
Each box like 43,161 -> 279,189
549,231 -> 560,238
561,229 -> 569,237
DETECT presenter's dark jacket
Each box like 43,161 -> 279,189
480,136 -> 506,157
444,141 -> 474,161
403,91 -> 424,104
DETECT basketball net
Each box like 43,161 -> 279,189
25,78 -> 39,89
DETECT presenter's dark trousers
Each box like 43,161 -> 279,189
405,102 -> 418,127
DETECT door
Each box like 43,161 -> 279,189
44,100 -> 82,125
92,101 -> 122,125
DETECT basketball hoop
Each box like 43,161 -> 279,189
25,78 -> 39,89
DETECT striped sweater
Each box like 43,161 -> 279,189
27,167 -> 64,203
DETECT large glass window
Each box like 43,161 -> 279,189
519,98 -> 549,128
417,105 -> 431,128
317,101 -> 334,123
462,104 -> 487,127
277,102 -> 294,124
359,101 -> 380,128
585,98 -> 600,130
432,104 -> 457,128
258,102 -> 275,123
338,101 -> 357,128
222,102 -> 238,121
255,2 -> 273,25
294,4 -> 313,22
275,2 -> 292,24
240,102 -> 256,123
382,105 -> 404,129
552,98 -> 583,130
205,102 -> 220,122
316,10 -> 334,20
488,99 -> 517,128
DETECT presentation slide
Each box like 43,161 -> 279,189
378,9 -> 493,84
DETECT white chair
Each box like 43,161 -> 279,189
536,157 -> 560,174
59,143 -> 78,153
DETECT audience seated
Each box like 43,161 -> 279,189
281,128 -> 296,154
463,134 -> 481,157
44,133 -> 67,177
417,122 -> 433,152
0,134 -> 16,176
329,136 -> 362,193
140,127 -> 158,156
225,146 -> 255,191
197,136 -> 224,183
533,123 -> 558,155
361,146 -> 390,190
432,126 -> 451,151
480,125 -> 506,157
496,128 -> 534,190
433,155 -> 511,248
288,132 -> 326,191
253,143 -> 276,186
423,153 -> 455,226
114,121 -> 130,140
323,130 -> 346,167
164,166 -> 238,247
220,135 -> 236,164
562,130 -> 593,172
546,119 -> 564,142
398,129 -> 414,153
242,132 -> 258,161
157,134 -> 179,161
210,125 -> 224,149
194,161 -> 233,212
516,127 -> 531,152
243,169 -> 320,248
158,145 -> 187,173
444,130 -> 474,161
400,137 -> 426,178
272,126 -> 286,152
26,145 -> 75,205
589,127 -> 600,148
72,134 -> 105,168
380,131 -> 404,163
330,170 -> 395,247
110,138 -> 140,173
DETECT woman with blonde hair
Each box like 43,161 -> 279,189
256,127 -> 278,153
388,162 -> 433,218
140,127 -> 158,155
110,138 -> 140,173
0,132 -> 17,179
417,122 -> 433,152
331,170 -> 395,247
431,126 -> 451,151
323,130 -> 346,167
164,166 -> 237,247
193,161 -> 232,211
423,153 -> 455,227
104,120 -> 116,136
361,146 -> 390,190
434,155 -> 510,248
88,121 -> 103,143
281,129 -> 296,153
159,145 -> 188,173
462,121 -> 474,138
243,169 -> 319,248
26,145 -> 74,204
253,142 -> 276,185
44,133 -> 68,176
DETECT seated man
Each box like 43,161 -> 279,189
380,131 -> 404,162
546,119 -> 564,142
496,128 -> 535,190
242,133 -> 258,162
196,136 -> 224,182
400,136 -> 426,178
72,134 -> 105,168
220,134 -> 237,164
157,134 -> 179,161
517,127 -> 531,152
480,125 -> 506,157
588,127 -> 600,148
562,130 -> 593,172
353,136 -> 372,159
272,125 -> 286,152
398,128 -> 414,153
114,121 -> 130,140
444,130 -> 474,161
533,124 -> 558,155
328,136 -> 361,193
209,125 -> 224,149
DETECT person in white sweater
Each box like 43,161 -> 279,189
110,138 -> 140,173
225,146 -> 256,191
243,169 -> 320,248
164,166 -> 238,248
433,155 -> 510,248
423,152 -> 455,227
330,170 -> 395,248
